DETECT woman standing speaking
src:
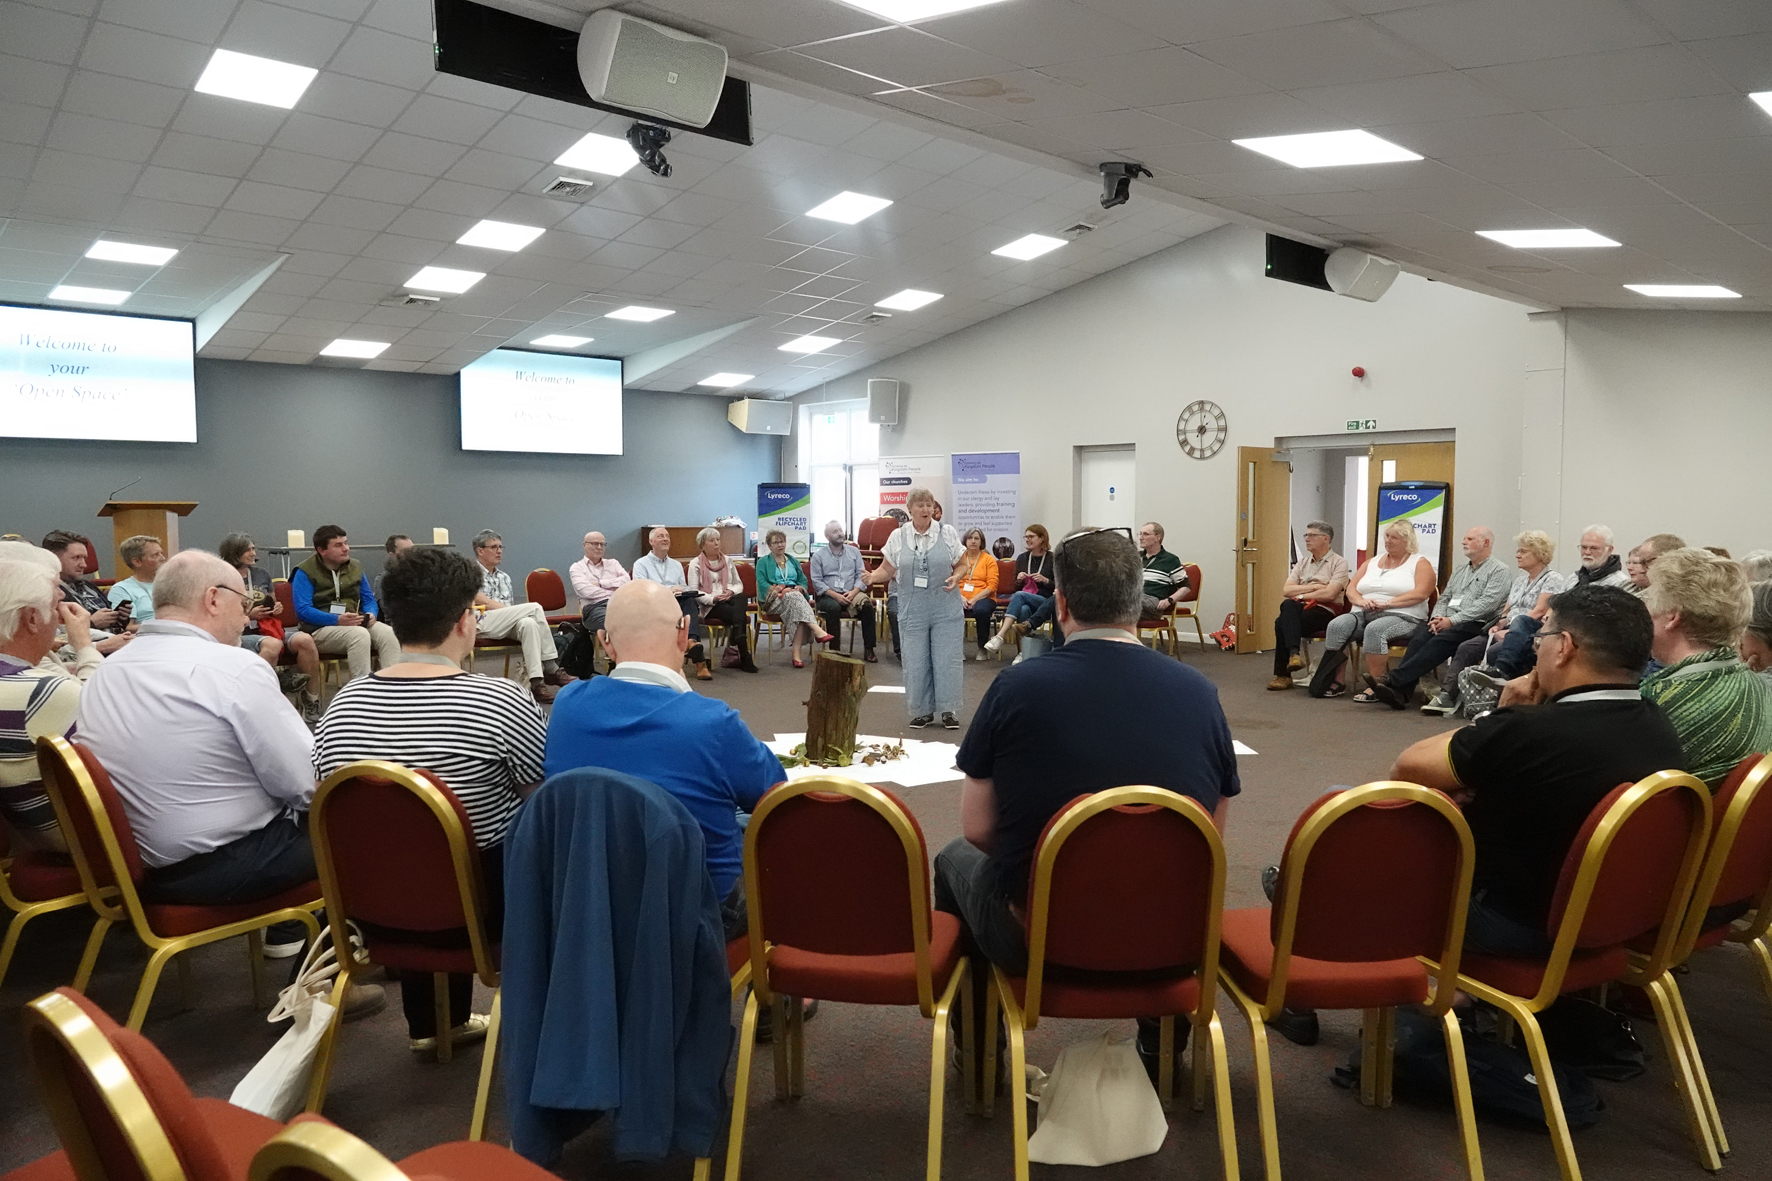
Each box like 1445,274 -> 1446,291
867,487 -> 966,729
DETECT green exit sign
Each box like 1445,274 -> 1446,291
1346,419 -> 1377,431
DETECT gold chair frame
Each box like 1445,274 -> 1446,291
726,775 -> 972,1181
1421,770 -> 1713,1181
305,760 -> 502,1140
249,1120 -> 411,1181
1216,782 -> 1482,1181
1,847 -> 97,991
36,735 -> 322,1030
1630,750 -> 1772,1164
985,786 -> 1239,1181
24,988 -> 188,1181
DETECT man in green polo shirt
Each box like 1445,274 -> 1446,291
1136,521 -> 1188,621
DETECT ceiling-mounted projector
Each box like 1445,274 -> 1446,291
1324,248 -> 1401,302
577,10 -> 728,130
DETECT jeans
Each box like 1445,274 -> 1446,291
1385,619 -> 1487,696
964,596 -> 998,653
1273,599 -> 1336,675
1004,591 -> 1047,626
1464,889 -> 1553,958
1490,615 -> 1542,679
139,814 -> 316,906
815,591 -> 876,652
933,837 -> 1028,976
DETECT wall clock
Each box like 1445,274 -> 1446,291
1176,399 -> 1228,459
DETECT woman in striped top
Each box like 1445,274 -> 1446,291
313,546 -> 546,1054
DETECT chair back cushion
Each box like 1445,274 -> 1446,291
41,740 -> 144,887
1709,754 -> 1772,910
996,560 -> 1018,597
318,770 -> 476,932
1280,794 -> 1464,962
1037,798 -> 1215,972
858,517 -> 898,552
1175,565 -> 1201,606
1548,781 -> 1705,948
754,789 -> 926,956
525,569 -> 566,612
272,579 -> 299,629
737,560 -> 756,597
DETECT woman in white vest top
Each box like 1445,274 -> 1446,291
1319,519 -> 1435,699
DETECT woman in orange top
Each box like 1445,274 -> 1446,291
956,527 -> 1000,660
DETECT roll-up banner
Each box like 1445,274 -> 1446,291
878,455 -> 950,520
951,452 -> 1021,554
758,483 -> 813,560
1376,481 -> 1452,576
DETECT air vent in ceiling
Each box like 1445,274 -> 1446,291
379,292 -> 442,308
1063,221 -> 1096,238
861,310 -> 892,324
543,176 -> 598,199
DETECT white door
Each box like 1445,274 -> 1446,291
1077,446 -> 1136,532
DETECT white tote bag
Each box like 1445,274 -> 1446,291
229,929 -> 342,1120
1026,1032 -> 1168,1167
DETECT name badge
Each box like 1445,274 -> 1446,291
1448,597 -> 1462,609
329,603 -> 348,615
962,582 -> 974,593
914,576 -> 929,588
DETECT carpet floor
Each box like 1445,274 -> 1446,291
5,640 -> 1769,1180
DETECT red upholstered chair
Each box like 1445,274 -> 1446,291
1630,751 -> 1772,1160
1422,771 -> 1714,1180
271,580 -> 346,689
725,776 -> 970,1181
305,762 -> 502,1138
736,560 -> 776,662
1,824 -> 95,992
19,987 -> 289,1181
856,517 -> 897,569
1218,783 -> 1481,1181
521,568 -> 578,626
986,787 -> 1238,1181
35,736 -> 322,1030
247,1119 -> 556,1181
1169,562 -> 1204,648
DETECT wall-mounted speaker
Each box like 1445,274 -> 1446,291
868,378 -> 900,426
1324,248 -> 1401,302
577,10 -> 729,129
728,397 -> 793,435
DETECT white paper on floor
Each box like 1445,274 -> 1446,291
867,685 -> 906,693
768,733 -> 961,788
1233,740 -> 1257,755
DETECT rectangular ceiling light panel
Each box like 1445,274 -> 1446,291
1624,284 -> 1740,298
876,288 -> 942,310
698,372 -> 754,387
1751,92 -> 1772,118
407,266 -> 485,293
838,0 -> 1014,21
554,132 -> 640,177
1477,229 -> 1619,249
992,234 -> 1066,260
806,191 -> 893,224
320,339 -> 390,358
1233,129 -> 1421,168
457,220 -> 545,251
530,334 -> 593,347
193,49 -> 318,109
86,240 -> 179,266
49,285 -> 130,305
605,305 -> 673,321
780,335 -> 840,354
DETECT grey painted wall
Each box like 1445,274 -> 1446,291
0,358 -> 779,580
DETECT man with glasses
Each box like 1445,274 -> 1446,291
1136,521 -> 1189,619
1625,533 -> 1687,599
471,529 -> 572,705
1268,521 -> 1350,691
1389,584 -> 1686,956
1573,524 -> 1631,589
74,550 -> 380,992
569,531 -> 629,639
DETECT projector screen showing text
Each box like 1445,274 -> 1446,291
459,349 -> 622,455
0,305 -> 196,442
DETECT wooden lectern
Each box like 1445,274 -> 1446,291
99,501 -> 197,574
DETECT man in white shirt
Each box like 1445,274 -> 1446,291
77,550 -> 322,907
470,529 -> 571,705
568,531 -> 629,637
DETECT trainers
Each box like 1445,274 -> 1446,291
983,634 -> 1003,653
409,1011 -> 491,1052
299,695 -> 323,726
1463,668 -> 1508,693
262,936 -> 306,959
1421,694 -> 1456,716
277,668 -> 310,695
908,714 -> 935,729
941,712 -> 960,729
1267,675 -> 1293,691
341,982 -> 387,1023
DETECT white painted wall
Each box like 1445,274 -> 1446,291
788,224 -> 1533,629
1550,309 -> 1772,561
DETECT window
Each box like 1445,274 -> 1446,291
798,402 -> 879,541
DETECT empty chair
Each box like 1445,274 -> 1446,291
522,569 -> 579,627
0,824 -> 92,992
248,1120 -> 556,1181
1217,782 -> 1481,1180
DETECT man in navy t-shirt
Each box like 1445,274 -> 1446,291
938,528 -> 1240,977
544,581 -> 786,938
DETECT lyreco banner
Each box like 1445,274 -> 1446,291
878,455 -> 950,519
758,483 -> 813,560
951,452 -> 1021,553
1376,481 -> 1450,575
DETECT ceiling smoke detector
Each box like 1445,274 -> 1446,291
379,292 -> 442,308
542,176 -> 598,199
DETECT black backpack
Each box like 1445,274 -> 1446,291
555,623 -> 598,681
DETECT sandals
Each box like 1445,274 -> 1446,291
1351,689 -> 1381,704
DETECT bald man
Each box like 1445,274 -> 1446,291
568,530 -> 629,639
543,580 -> 786,938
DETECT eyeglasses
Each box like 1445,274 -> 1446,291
210,584 -> 251,606
1532,628 -> 1565,648
1057,526 -> 1135,549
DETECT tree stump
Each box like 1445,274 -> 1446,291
806,650 -> 869,764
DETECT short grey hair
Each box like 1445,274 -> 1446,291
0,559 -> 58,645
0,540 -> 59,575
1306,520 -> 1335,541
471,529 -> 501,551
905,486 -> 936,508
824,520 -> 845,538
1739,550 -> 1772,583
1141,521 -> 1164,540
1643,547 -> 1752,648
119,534 -> 160,566
152,550 -> 236,614
1581,524 -> 1615,547
695,526 -> 721,547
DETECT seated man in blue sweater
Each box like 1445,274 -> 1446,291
544,579 -> 786,940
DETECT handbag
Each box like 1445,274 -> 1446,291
721,640 -> 743,668
1026,1032 -> 1168,1166
229,928 -> 344,1120
1208,612 -> 1237,651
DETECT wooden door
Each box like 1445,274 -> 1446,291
1367,441 -> 1456,578
1234,446 -> 1291,654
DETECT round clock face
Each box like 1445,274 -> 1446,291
1176,399 -> 1228,459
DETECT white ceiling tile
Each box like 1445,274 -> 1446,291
333,162 -> 432,205
412,178 -> 509,217
928,0 -> 1165,69
203,208 -> 300,245
274,0 -> 373,18
134,163 -> 235,205
76,21 -> 210,88
31,146 -> 140,190
799,28 -> 1018,90
1464,44 -> 1735,111
361,130 -> 470,176
97,0 -> 234,42
1022,108 -> 1210,151
224,178 -> 325,219
1044,47 -> 1269,107
471,111 -> 583,160
115,194 -> 216,232
1372,112 -> 1588,157
1071,0 -> 1347,43
219,0 -> 353,66
655,0 -> 888,49
168,94 -> 293,148
327,26 -> 435,91
241,146 -> 350,192
0,103 -> 54,147
307,192 -> 402,232
58,68 -> 184,128
12,2 -> 96,64
1287,70 -> 1526,125
1438,147 -> 1638,185
1681,33 -> 1772,91
299,72 -> 417,129
869,86 -> 1012,130
48,109 -> 165,161
0,53 -> 67,108
1634,0 -> 1772,40
1542,95 -> 1772,147
1375,0 -> 1669,69
1147,91 -> 1335,140
1186,18 -> 1443,90
441,147 -> 546,191
360,0 -> 429,38
271,112 -> 381,161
